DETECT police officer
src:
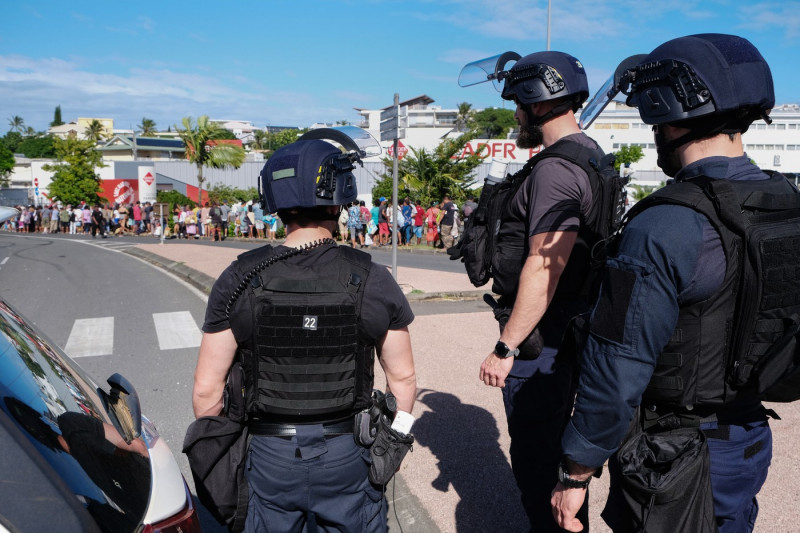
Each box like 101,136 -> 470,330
468,50 -> 607,531
192,129 -> 417,532
552,34 -> 786,532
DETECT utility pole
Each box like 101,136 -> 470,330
546,0 -> 552,51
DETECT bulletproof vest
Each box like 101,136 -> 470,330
627,173 -> 800,408
229,245 -> 375,423
492,138 -> 622,346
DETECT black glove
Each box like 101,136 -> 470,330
369,415 -> 414,486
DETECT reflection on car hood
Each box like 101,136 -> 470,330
0,299 -> 152,532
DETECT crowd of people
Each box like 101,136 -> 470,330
337,194 -> 478,250
0,199 -> 284,242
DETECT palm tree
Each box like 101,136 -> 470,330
138,117 -> 157,137
24,126 -> 36,137
84,119 -> 107,143
251,129 -> 269,151
456,102 -> 473,132
8,116 -> 24,133
175,115 -> 246,204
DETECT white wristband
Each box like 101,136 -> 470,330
390,410 -> 415,435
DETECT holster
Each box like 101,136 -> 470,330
368,414 -> 414,486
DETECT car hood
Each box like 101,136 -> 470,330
0,299 -> 152,532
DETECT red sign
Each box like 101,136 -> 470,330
142,172 -> 155,186
387,141 -> 408,160
34,178 -> 39,186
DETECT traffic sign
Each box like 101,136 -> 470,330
387,141 -> 408,159
380,103 -> 408,142
34,178 -> 39,186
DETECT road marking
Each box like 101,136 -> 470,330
0,257 -> 8,265
153,311 -> 202,350
64,317 -> 115,358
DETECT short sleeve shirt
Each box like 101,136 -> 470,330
203,244 -> 414,343
508,132 -> 596,237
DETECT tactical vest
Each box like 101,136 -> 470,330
229,244 -> 375,424
624,173 -> 800,408
492,138 -> 621,346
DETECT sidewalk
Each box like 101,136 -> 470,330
126,240 -> 484,300
124,238 -> 800,533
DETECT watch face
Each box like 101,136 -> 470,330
495,341 -> 509,357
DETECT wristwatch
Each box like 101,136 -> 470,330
558,462 -> 591,489
494,340 -> 520,359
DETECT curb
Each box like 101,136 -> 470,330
124,247 -> 216,295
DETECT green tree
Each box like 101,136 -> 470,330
175,115 -> 247,204
470,107 -> 516,138
0,144 -> 14,187
50,105 -> 64,127
8,116 -> 24,133
378,132 -> 482,207
207,183 -> 259,204
0,132 -> 23,153
42,137 -> 107,205
251,129 -> 268,151
84,119 -> 108,143
266,128 -> 304,153
613,144 -> 645,171
18,136 -> 56,158
138,117 -> 157,137
157,190 -> 196,210
456,102 -> 473,132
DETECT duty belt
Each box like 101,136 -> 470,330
249,419 -> 354,437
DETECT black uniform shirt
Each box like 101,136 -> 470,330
203,244 -> 414,343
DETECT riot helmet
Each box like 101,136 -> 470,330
259,127 -> 380,214
624,34 -> 774,130
459,50 -> 589,126
500,51 -> 589,111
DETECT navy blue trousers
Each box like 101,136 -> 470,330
700,419 -> 772,533
244,428 -> 386,533
502,349 -> 588,532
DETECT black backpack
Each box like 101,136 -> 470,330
625,172 -> 800,402
449,138 -> 628,288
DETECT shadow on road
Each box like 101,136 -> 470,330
414,389 -> 528,532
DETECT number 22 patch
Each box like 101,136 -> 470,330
303,315 -> 318,331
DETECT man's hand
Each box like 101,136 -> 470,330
479,352 -> 514,387
551,482 -> 587,532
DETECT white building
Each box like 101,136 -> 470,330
355,95 -> 460,153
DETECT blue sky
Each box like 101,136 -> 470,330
3,1 -> 800,133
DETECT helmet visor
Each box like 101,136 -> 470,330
298,126 -> 382,158
458,52 -> 521,91
579,54 -> 647,129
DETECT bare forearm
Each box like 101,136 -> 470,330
386,371 -> 416,414
192,329 -> 237,419
378,327 -> 417,414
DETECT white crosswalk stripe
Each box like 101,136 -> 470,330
153,311 -> 203,350
64,317 -> 115,358
63,312 -> 202,357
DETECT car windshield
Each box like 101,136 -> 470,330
0,300 -> 152,532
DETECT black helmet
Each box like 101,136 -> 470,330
501,51 -> 589,111
259,127 -> 379,213
625,34 -> 774,129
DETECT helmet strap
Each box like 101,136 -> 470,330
527,99 -> 574,127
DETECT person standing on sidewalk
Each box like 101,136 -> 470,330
461,50 -> 607,531
193,128 -> 416,533
552,34 -> 785,533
